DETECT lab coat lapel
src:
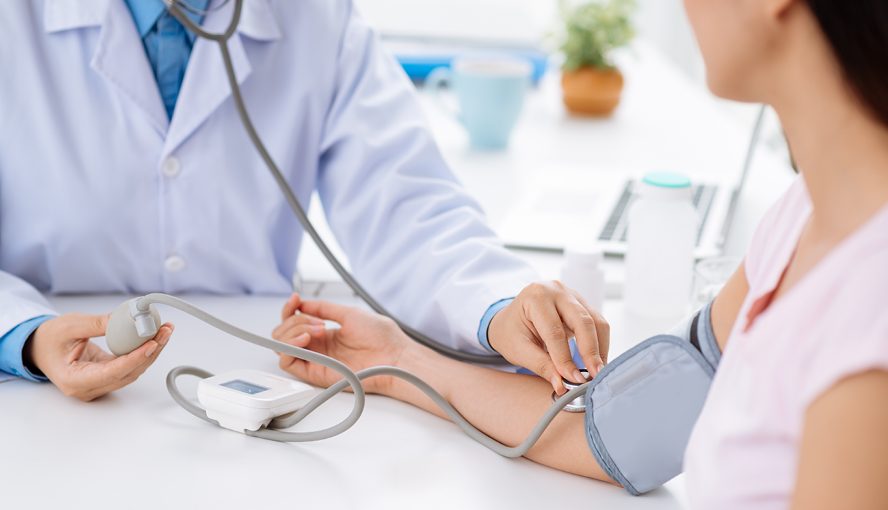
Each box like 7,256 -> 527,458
89,0 -> 169,138
160,5 -> 253,159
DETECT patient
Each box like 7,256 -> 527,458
273,0 -> 888,507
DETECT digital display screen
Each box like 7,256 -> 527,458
221,379 -> 269,395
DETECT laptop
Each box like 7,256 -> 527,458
498,107 -> 764,258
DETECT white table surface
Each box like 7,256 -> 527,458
2,295 -> 687,510
1,43 -> 795,509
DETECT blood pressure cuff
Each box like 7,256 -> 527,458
584,301 -> 720,495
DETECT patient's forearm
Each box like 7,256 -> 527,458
388,347 -> 614,483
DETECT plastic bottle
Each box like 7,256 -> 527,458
624,172 -> 698,319
561,244 -> 606,312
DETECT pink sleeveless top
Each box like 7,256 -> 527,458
683,177 -> 888,509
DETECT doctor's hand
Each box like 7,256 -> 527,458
487,281 -> 609,394
272,294 -> 410,395
25,314 -> 174,402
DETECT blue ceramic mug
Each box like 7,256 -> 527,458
426,57 -> 532,150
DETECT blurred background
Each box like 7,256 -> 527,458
356,0 -> 701,79
353,0 -> 791,161
302,0 -> 799,337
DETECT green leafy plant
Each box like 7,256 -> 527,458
560,0 -> 637,71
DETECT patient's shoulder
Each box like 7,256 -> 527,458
831,246 -> 888,333
800,241 -> 888,408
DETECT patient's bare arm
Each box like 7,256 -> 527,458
272,294 -> 614,483
391,344 -> 614,481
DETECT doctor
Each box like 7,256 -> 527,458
0,0 -> 609,400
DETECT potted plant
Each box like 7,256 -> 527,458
559,0 -> 636,116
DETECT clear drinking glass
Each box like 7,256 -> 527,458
692,256 -> 743,309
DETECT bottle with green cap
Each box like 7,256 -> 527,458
624,171 -> 698,319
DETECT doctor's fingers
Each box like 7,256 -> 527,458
556,294 -> 607,376
569,291 -> 610,364
63,325 -> 172,401
527,303 -> 584,385
100,324 -> 173,380
509,343 -> 567,395
51,313 -> 110,343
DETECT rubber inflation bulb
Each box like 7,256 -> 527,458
106,300 -> 162,356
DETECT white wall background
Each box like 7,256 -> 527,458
354,0 -> 703,79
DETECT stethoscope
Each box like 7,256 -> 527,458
118,0 -> 594,450
161,0 -> 511,366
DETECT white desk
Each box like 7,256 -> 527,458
1,295 -> 687,510
1,43 -> 795,509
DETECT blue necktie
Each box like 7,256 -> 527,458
126,0 -> 208,119
144,10 -> 195,119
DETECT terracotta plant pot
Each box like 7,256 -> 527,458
561,67 -> 624,116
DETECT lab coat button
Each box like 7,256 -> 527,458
164,255 -> 186,272
162,157 -> 181,177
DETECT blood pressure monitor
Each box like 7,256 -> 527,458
197,369 -> 319,432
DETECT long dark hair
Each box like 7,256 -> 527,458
807,1 -> 888,127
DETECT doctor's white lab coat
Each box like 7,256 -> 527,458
0,0 -> 538,353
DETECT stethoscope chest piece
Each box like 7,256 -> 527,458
552,369 -> 589,413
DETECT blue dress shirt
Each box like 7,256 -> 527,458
0,316 -> 52,382
124,0 -> 208,119
477,298 -> 513,352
